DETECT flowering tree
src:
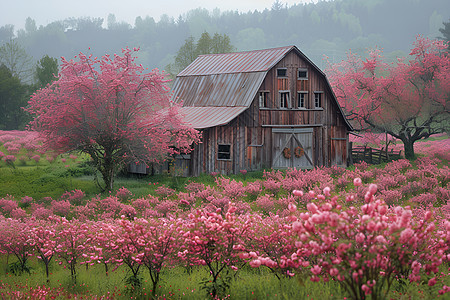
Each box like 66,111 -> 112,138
54,218 -> 89,283
0,218 -> 33,275
30,219 -> 58,282
327,36 -> 449,159
178,203 -> 253,298
26,48 -> 200,190
288,184 -> 449,300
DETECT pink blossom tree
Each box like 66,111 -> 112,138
0,218 -> 33,275
26,48 -> 200,190
30,219 -> 58,282
114,217 -> 181,296
327,36 -> 449,159
178,203 -> 253,298
54,218 -> 90,283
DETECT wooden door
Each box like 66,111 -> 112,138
272,128 -> 313,169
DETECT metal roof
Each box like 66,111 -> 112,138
172,72 -> 266,107
179,106 -> 248,129
178,46 -> 294,76
172,45 -> 353,131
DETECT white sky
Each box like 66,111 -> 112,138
2,0 -> 318,31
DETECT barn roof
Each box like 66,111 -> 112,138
178,46 -> 294,76
172,45 -> 353,130
179,106 -> 248,129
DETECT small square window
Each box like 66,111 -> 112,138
277,68 -> 287,77
280,91 -> 290,108
259,91 -> 269,108
314,92 -> 322,108
218,144 -> 231,160
298,68 -> 308,79
298,92 -> 307,108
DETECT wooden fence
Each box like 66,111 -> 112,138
350,145 -> 402,165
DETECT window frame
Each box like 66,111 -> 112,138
217,144 -> 231,161
258,91 -> 269,108
277,68 -> 288,78
314,91 -> 323,108
279,90 -> 291,109
297,91 -> 308,108
297,68 -> 308,80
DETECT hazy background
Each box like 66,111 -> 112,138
1,0 -> 448,72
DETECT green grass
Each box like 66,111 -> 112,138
0,155 -> 267,200
1,255 -> 446,299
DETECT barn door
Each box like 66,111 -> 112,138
272,128 -> 313,169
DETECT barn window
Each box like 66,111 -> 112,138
258,91 -> 269,108
297,92 -> 307,108
218,144 -> 231,160
277,68 -> 287,77
298,68 -> 308,79
314,92 -> 323,108
279,91 -> 290,108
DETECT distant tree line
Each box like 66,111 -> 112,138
0,0 -> 448,73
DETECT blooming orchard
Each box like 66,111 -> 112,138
0,154 -> 449,298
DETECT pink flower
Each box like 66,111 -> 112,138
310,265 -> 322,275
368,183 -> 378,195
306,202 -> 318,214
428,277 -> 437,286
353,177 -> 362,186
249,259 -> 261,268
329,268 -> 339,276
292,190 -> 303,197
288,203 -> 297,212
362,284 -> 371,295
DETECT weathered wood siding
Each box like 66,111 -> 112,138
187,50 -> 349,176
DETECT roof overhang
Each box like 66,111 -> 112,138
180,106 -> 248,129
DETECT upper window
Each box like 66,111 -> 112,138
298,68 -> 308,79
314,92 -> 323,108
277,68 -> 287,77
279,91 -> 290,108
298,92 -> 307,108
218,144 -> 231,160
258,91 -> 269,108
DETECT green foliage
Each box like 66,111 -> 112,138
0,163 -> 97,200
167,32 -> 235,76
35,54 -> 58,89
0,64 -> 29,129
7,261 -> 31,276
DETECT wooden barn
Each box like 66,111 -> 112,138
171,45 -> 353,176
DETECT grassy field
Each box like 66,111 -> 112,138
0,255 -> 442,299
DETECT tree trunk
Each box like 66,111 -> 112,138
101,162 -> 115,191
403,139 -> 416,160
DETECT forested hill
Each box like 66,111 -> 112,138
1,0 -> 448,72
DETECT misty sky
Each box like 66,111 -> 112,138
2,0 -> 317,30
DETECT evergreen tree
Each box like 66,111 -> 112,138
35,55 -> 58,89
167,32 -> 235,76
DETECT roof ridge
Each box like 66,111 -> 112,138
197,45 -> 295,57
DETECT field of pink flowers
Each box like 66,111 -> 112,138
0,130 -> 449,299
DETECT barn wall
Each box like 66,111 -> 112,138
253,50 -> 348,168
187,50 -> 349,176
